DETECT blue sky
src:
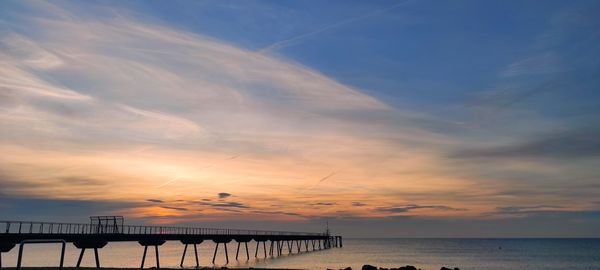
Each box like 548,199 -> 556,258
1,0 -> 599,237
108,0 -> 600,106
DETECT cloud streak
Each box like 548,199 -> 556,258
376,204 -> 466,214
451,127 -> 600,160
259,1 -> 410,53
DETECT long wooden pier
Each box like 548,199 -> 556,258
0,216 -> 342,269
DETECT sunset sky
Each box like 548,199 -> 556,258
1,0 -> 599,237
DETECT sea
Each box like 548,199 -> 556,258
2,238 -> 599,270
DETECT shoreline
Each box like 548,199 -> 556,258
0,266 -> 445,270
0,268 -> 302,270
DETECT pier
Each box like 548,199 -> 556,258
0,216 -> 342,269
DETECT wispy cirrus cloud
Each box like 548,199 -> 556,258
0,1 -> 455,221
259,1 -> 410,53
451,127 -> 600,160
493,205 -> 563,215
376,204 -> 466,214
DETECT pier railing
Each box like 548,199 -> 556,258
0,220 -> 324,236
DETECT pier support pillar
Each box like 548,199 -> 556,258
180,244 -> 187,267
74,240 -> 107,269
233,237 -> 251,261
179,244 -> 200,268
224,243 -> 229,263
212,243 -> 229,264
180,239 -> 202,268
75,248 -> 101,268
245,242 -> 250,260
17,239 -> 66,270
275,240 -> 281,256
194,243 -> 200,266
138,240 -> 165,269
212,238 -> 232,264
212,243 -> 219,264
254,237 -> 269,258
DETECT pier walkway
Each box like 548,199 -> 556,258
0,216 -> 342,269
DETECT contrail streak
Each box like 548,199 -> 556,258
154,155 -> 241,188
259,1 -> 410,53
156,175 -> 181,188
318,171 -> 338,183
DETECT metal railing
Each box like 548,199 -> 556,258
0,220 -> 324,236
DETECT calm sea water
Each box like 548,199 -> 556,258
2,238 -> 599,270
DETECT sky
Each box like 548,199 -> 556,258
0,0 -> 599,237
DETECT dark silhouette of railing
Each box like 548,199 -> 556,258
0,220 -> 324,236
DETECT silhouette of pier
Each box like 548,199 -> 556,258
0,216 -> 342,269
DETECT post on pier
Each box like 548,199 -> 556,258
139,240 -> 165,269
74,240 -> 108,269
180,239 -> 202,268
233,237 -> 251,261
17,240 -> 66,270
253,237 -> 268,258
245,241 -> 250,260
212,238 -> 231,264
278,240 -> 283,255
